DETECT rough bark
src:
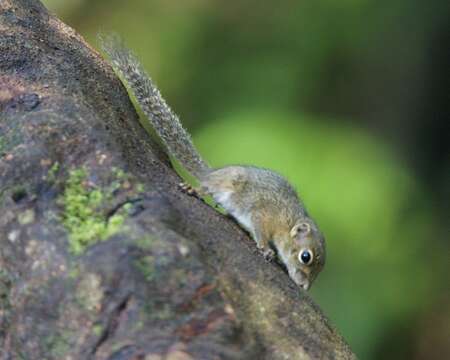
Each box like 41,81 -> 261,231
0,1 -> 355,359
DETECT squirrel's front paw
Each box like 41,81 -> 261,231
263,248 -> 275,262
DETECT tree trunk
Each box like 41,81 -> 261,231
0,1 -> 355,359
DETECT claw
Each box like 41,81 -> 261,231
263,248 -> 275,262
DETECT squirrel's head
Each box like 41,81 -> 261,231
283,219 -> 326,290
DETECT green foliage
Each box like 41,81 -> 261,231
59,168 -> 124,255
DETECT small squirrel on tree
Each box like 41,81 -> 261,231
100,35 -> 326,290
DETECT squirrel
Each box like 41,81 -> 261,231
100,35 -> 326,290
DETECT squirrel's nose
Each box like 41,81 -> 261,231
301,282 -> 310,291
296,277 -> 310,290
293,271 -> 310,290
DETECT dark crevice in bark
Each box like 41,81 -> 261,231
91,293 -> 132,357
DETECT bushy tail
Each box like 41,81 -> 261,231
99,34 -> 209,178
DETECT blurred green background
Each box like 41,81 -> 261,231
42,0 -> 449,358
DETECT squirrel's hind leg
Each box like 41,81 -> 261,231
178,182 -> 202,199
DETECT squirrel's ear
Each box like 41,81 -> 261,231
290,222 -> 311,238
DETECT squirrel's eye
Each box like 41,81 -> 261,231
299,249 -> 313,265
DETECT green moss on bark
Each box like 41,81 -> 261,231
59,168 -> 125,254
134,255 -> 156,281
